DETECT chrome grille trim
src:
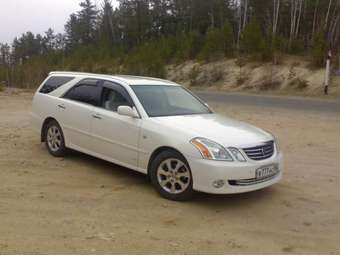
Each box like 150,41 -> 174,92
228,172 -> 279,186
242,141 -> 274,161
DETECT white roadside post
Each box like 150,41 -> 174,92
324,50 -> 331,95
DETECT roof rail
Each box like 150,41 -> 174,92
114,74 -> 177,85
47,71 -> 177,86
48,71 -> 113,77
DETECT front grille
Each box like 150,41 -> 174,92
228,172 -> 279,186
242,141 -> 274,161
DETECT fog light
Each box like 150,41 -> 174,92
212,180 -> 225,188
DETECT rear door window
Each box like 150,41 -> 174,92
39,76 -> 75,94
63,79 -> 101,106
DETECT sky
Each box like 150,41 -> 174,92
0,0 -> 118,44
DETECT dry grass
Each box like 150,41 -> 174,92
258,79 -> 282,91
236,75 -> 249,86
166,55 -> 340,97
288,78 -> 309,90
188,65 -> 201,86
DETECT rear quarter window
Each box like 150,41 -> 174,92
39,76 -> 75,94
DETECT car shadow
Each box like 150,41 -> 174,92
191,187 -> 277,207
66,149 -> 149,183
66,149 -> 280,208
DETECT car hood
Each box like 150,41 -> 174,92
152,113 -> 273,148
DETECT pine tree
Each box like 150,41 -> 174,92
65,14 -> 82,50
99,0 -> 115,45
78,0 -> 99,44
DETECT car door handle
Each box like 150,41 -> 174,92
92,113 -> 102,120
58,104 -> 66,109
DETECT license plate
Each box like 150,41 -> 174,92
255,164 -> 279,179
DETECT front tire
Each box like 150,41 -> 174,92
44,120 -> 66,157
150,150 -> 194,201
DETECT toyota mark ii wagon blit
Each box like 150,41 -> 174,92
31,72 -> 283,200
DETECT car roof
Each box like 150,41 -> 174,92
48,71 -> 179,86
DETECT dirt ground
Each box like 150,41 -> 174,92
0,90 -> 340,255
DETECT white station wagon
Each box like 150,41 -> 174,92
31,72 -> 283,200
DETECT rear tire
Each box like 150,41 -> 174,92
44,120 -> 66,157
150,150 -> 194,201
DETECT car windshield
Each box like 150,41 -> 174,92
131,85 -> 212,117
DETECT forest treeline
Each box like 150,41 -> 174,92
0,0 -> 339,88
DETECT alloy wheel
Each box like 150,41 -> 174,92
47,126 -> 62,152
157,158 -> 191,194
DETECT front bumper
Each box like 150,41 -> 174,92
186,152 -> 283,194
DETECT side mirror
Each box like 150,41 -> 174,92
117,106 -> 139,118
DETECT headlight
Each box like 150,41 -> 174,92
190,138 -> 233,161
228,147 -> 246,162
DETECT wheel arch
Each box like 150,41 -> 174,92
41,117 -> 58,142
147,146 -> 189,176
